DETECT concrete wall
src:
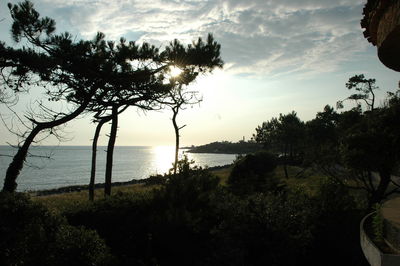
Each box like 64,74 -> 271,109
360,213 -> 400,266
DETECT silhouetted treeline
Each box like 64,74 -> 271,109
253,77 -> 400,207
187,141 -> 263,154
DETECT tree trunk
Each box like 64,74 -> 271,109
172,110 -> 179,175
89,117 -> 109,201
3,126 -> 42,192
368,169 -> 391,207
104,106 -> 118,197
283,143 -> 289,179
2,99 -> 90,192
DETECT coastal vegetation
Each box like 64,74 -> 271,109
3,75 -> 393,265
186,140 -> 263,154
1,0 -> 223,196
1,1 -> 400,266
1,158 -> 367,265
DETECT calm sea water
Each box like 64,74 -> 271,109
0,146 -> 236,191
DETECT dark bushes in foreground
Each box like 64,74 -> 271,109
64,158 -> 367,266
0,192 -> 112,266
228,151 -> 283,195
1,158 -> 368,265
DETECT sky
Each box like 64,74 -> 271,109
0,0 -> 399,147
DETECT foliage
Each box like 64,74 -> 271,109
209,189 -> 318,266
144,174 -> 167,186
65,158 -> 220,265
187,140 -> 263,154
0,192 -> 112,266
163,156 -> 220,207
372,204 -> 384,242
254,111 -> 305,157
338,98 -> 400,206
41,158 -> 369,266
303,80 -> 400,206
304,105 -> 339,165
254,111 -> 305,178
228,151 -> 283,195
337,74 -> 378,111
1,0 -> 223,194
307,178 -> 366,266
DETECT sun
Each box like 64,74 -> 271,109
169,66 -> 182,77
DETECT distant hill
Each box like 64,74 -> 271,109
185,141 -> 263,154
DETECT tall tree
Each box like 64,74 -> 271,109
310,80 -> 400,207
337,74 -> 378,111
163,84 -> 202,175
89,106 -> 128,201
1,1 -> 107,192
339,101 -> 400,206
254,111 -> 305,178
160,57 -> 223,175
304,105 -> 339,166
2,1 -> 223,194
88,34 -> 223,196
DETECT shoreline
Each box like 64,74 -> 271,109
29,164 -> 233,196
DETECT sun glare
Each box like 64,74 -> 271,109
169,66 -> 182,77
153,146 -> 175,173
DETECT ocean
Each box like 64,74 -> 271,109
0,146 -> 237,191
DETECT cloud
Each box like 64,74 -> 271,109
5,0 -> 369,77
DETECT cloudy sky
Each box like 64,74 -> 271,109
0,0 -> 399,146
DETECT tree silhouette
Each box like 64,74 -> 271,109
167,85 -> 201,175
337,74 -> 378,111
159,60 -> 223,175
2,1 -> 223,194
1,1 -> 109,192
88,34 -> 223,196
254,111 -> 305,178
304,105 -> 339,166
309,94 -> 400,207
340,100 -> 400,206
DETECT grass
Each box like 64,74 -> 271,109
275,165 -> 328,196
211,165 -> 233,185
32,164 -> 337,213
32,183 -> 158,213
32,167 -> 233,212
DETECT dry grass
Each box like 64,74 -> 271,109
211,166 -> 233,185
274,165 -> 328,196
33,167 -> 232,212
33,164 -> 331,213
32,183 -> 158,213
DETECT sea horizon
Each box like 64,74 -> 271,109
0,145 -> 236,191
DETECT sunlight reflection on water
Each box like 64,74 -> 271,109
0,145 -> 236,191
152,146 -> 176,174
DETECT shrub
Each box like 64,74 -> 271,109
307,179 -> 366,266
228,151 -> 282,195
372,204 -> 384,242
65,158 -> 221,266
210,190 -> 316,266
0,192 -> 112,266
144,174 -> 167,186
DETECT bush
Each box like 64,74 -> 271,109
307,179 -> 367,266
144,174 -> 167,186
209,190 -> 316,266
228,151 -> 282,195
63,159 -> 368,265
65,158 -> 221,266
0,192 -> 112,266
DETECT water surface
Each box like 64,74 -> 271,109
0,145 -> 236,191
